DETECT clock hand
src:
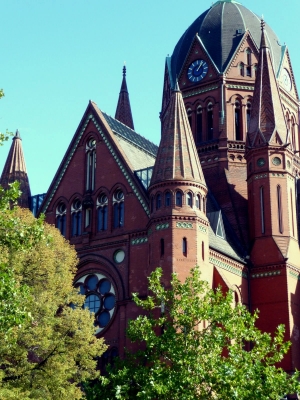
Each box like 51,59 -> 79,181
196,60 -> 203,71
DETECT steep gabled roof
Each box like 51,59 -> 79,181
247,21 -> 288,146
115,66 -> 135,130
40,101 -> 155,215
0,130 -> 31,207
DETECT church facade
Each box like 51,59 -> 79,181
2,1 -> 300,372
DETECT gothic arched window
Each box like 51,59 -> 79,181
86,138 -> 96,191
260,186 -> 265,234
239,62 -> 244,77
246,48 -> 252,77
196,106 -> 203,144
235,101 -> 242,140
113,189 -> 124,229
176,191 -> 182,207
97,193 -> 108,232
182,238 -> 187,255
196,194 -> 201,210
156,193 -> 162,210
165,191 -> 171,207
71,199 -> 82,236
187,192 -> 193,207
207,103 -> 213,140
56,202 -> 67,237
277,185 -> 283,234
187,108 -> 192,129
246,102 -> 252,131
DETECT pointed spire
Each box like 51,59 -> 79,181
0,130 -> 31,208
115,64 -> 135,130
247,19 -> 287,146
150,86 -> 206,186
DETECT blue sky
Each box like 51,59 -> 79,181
1,0 -> 299,195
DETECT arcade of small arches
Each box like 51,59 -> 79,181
150,190 -> 206,213
55,187 -> 125,237
185,96 -> 253,144
238,48 -> 258,78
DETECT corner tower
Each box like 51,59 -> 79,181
148,83 -> 211,285
115,65 -> 135,130
246,21 -> 300,371
0,130 -> 31,208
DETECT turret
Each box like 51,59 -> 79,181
0,130 -> 31,208
148,82 -> 211,284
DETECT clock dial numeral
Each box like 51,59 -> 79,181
187,59 -> 208,83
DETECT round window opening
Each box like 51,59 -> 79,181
114,249 -> 125,263
257,158 -> 265,167
272,157 -> 281,166
75,273 -> 116,334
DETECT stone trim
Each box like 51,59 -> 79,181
182,85 -> 219,99
199,224 -> 207,234
176,222 -> 193,229
156,223 -> 170,230
252,271 -> 281,279
131,237 -> 148,245
209,251 -> 247,278
226,84 -> 254,91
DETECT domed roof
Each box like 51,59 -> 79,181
171,0 -> 283,78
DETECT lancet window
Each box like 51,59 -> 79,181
97,193 -> 108,232
277,185 -> 283,234
187,108 -> 192,129
156,193 -> 162,209
71,198 -> 82,236
182,238 -> 187,256
187,192 -> 193,207
235,101 -> 242,140
86,138 -> 96,191
196,106 -> 203,144
113,189 -> 124,228
246,48 -> 252,77
246,102 -> 252,131
239,62 -> 244,77
207,103 -> 213,140
56,202 -> 67,237
165,191 -> 171,207
176,191 -> 182,207
260,187 -> 265,234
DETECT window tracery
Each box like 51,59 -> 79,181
113,189 -> 124,228
56,202 -> 67,237
97,193 -> 108,232
71,198 -> 82,236
207,103 -> 213,140
86,138 -> 96,191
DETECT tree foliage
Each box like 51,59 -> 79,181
0,193 -> 107,399
86,267 -> 300,400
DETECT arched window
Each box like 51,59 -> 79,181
156,193 -> 162,210
176,191 -> 182,207
150,196 -> 154,213
202,241 -> 205,261
291,117 -> 296,150
246,102 -> 252,131
165,191 -> 171,207
71,199 -> 82,236
235,101 -> 242,140
277,185 -> 283,234
182,238 -> 187,255
254,64 -> 258,77
86,138 -> 96,191
196,106 -> 203,144
291,188 -> 295,237
239,62 -> 244,77
203,198 -> 206,214
56,202 -> 67,237
160,238 -> 164,258
187,192 -> 192,207
97,193 -> 108,232
187,108 -> 192,129
260,187 -> 265,234
113,189 -> 124,228
246,48 -> 252,77
196,194 -> 201,210
207,103 -> 213,140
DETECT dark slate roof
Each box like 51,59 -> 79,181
206,191 -> 247,263
102,112 -> 158,158
171,1 -> 282,79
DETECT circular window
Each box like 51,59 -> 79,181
257,158 -> 265,167
88,138 -> 96,148
114,249 -> 125,263
98,193 -> 108,204
272,157 -> 281,166
73,199 -> 82,210
75,273 -> 116,334
57,202 -> 66,214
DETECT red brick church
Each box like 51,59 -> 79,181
2,1 -> 300,372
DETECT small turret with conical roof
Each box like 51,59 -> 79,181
115,65 -> 135,130
148,84 -> 211,284
0,130 -> 31,208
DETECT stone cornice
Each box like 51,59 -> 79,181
209,250 -> 248,278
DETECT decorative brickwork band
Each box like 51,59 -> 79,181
156,223 -> 170,230
131,237 -> 148,245
176,222 -> 193,229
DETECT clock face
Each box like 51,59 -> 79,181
187,59 -> 208,82
282,68 -> 292,92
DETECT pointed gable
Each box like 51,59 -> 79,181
0,130 -> 31,208
247,21 -> 287,146
115,66 -> 135,130
151,83 -> 206,186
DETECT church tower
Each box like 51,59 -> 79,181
148,83 -> 211,285
0,130 -> 31,208
115,65 -> 135,130
246,21 -> 300,371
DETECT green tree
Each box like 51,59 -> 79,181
86,267 -> 300,400
0,205 -> 107,399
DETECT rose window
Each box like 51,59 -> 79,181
75,273 -> 116,334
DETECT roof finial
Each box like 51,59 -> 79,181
123,62 -> 126,77
261,16 -> 265,31
174,78 -> 180,92
15,129 -> 21,139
